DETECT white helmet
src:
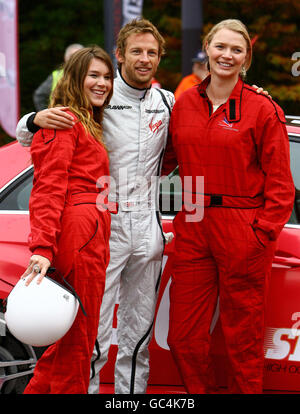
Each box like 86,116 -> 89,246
4,275 -> 79,346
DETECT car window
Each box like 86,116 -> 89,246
0,170 -> 33,211
289,137 -> 300,225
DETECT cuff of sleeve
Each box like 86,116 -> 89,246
27,113 -> 41,133
31,247 -> 53,264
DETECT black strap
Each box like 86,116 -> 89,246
229,99 -> 236,120
47,267 -> 87,316
27,113 -> 41,133
90,339 -> 101,380
156,88 -> 171,116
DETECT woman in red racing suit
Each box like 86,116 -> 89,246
162,19 -> 295,393
21,46 -> 114,394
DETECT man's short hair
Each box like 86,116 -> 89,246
116,18 -> 166,58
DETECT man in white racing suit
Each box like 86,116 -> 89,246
16,18 -> 175,394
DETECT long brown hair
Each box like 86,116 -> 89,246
50,46 -> 114,145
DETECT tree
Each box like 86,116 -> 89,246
0,0 -> 105,146
143,0 -> 300,114
18,0 -> 105,116
1,0 -> 299,146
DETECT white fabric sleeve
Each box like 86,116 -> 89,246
16,112 -> 35,147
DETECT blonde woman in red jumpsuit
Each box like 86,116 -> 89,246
162,20 -> 295,393
20,46 -> 114,394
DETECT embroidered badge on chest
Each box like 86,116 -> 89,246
149,119 -> 163,133
218,116 -> 239,132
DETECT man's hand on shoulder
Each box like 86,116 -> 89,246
251,85 -> 272,99
34,107 -> 75,130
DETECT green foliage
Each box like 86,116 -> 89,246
17,0 -> 300,116
18,0 -> 105,117
1,0 -> 106,146
143,0 -> 300,115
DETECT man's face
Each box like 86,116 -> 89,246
116,32 -> 161,89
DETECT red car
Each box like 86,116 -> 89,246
0,115 -> 300,394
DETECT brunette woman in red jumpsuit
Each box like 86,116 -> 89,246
162,20 -> 295,393
20,46 -> 114,393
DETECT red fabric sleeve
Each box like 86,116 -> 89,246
253,107 -> 295,241
29,125 -> 78,262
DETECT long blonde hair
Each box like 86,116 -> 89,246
50,46 -> 114,145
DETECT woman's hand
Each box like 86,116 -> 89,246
21,255 -> 51,286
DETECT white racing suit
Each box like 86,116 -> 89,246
16,70 -> 175,394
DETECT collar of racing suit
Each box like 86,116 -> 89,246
197,75 -> 244,123
116,69 -> 152,100
197,75 -> 286,124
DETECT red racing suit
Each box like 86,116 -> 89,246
162,76 -> 295,393
24,112 -> 111,394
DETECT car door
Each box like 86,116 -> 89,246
0,167 -> 33,298
263,133 -> 300,392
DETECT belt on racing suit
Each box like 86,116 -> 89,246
183,193 -> 264,209
118,199 -> 157,212
66,192 -> 118,214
